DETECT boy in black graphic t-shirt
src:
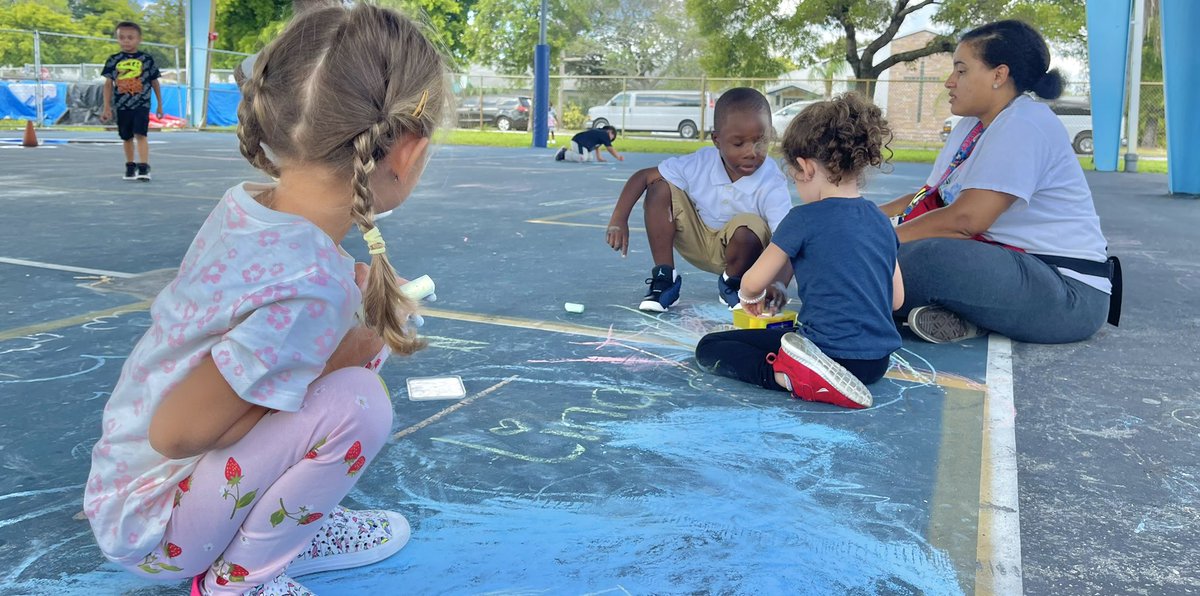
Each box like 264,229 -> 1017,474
102,21 -> 163,181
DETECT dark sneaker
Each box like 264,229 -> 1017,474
554,147 -> 567,161
907,306 -> 986,343
136,163 -> 151,181
123,162 -> 137,180
767,332 -> 873,409
639,265 -> 681,312
717,274 -> 741,309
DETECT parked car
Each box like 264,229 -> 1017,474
457,95 -> 531,131
940,97 -> 1095,154
588,91 -> 717,138
771,100 -> 818,137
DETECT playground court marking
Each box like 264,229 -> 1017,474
0,258 -> 1023,594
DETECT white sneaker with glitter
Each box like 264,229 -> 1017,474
189,572 -> 314,596
287,506 -> 411,577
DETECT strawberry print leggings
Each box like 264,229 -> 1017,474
125,367 -> 393,593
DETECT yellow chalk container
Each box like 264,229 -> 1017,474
732,309 -> 798,330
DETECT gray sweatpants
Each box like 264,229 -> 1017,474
897,238 -> 1110,344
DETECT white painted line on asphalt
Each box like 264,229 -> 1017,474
978,334 -> 1023,595
0,257 -> 137,279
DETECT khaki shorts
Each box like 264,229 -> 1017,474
667,182 -> 772,274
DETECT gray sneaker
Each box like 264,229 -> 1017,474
907,306 -> 987,343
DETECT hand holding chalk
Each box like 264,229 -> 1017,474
400,275 -> 436,301
400,275 -> 435,329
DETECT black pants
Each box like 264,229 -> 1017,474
695,328 -> 891,391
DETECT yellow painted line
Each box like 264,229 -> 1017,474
884,368 -> 986,392
421,306 -> 692,349
927,386 -> 986,592
0,300 -> 151,342
533,205 -> 612,222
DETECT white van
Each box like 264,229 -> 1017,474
588,91 -> 717,138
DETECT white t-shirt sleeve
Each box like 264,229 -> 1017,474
761,184 -> 793,232
656,149 -> 703,194
955,116 -> 1048,203
212,272 -> 350,412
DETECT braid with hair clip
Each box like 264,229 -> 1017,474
350,121 -> 425,356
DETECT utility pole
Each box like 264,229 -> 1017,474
532,0 -> 550,148
1124,0 -> 1145,172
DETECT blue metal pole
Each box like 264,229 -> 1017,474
1161,0 -> 1200,194
1085,0 -> 1131,172
532,0 -> 549,148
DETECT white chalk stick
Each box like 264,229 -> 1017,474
564,302 -> 585,313
400,275 -> 436,301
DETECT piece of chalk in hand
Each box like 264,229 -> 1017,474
564,302 -> 585,313
400,275 -> 435,301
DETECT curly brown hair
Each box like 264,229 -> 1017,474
779,92 -> 893,185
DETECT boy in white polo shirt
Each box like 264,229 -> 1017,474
605,88 -> 793,312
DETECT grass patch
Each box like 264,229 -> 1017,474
0,121 -> 1170,174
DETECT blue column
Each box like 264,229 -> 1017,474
1085,0 -> 1131,172
532,44 -> 550,148
1161,0 -> 1200,195
186,0 -> 214,127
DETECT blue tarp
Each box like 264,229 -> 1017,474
0,81 -> 240,126
0,81 -> 69,125
204,83 -> 241,126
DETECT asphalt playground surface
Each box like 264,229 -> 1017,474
0,130 -> 1196,595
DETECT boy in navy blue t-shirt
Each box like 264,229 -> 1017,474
101,21 -> 163,181
696,93 -> 903,410
556,126 -> 623,163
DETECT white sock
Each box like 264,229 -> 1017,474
778,373 -> 792,391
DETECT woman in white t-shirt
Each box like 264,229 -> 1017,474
880,20 -> 1117,344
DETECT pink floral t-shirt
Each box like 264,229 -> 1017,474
84,182 -> 359,564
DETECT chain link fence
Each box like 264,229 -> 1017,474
0,28 -> 251,127
448,73 -> 1171,155
0,27 -> 1172,154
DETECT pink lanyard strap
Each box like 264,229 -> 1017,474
930,120 -> 986,191
899,121 -> 986,221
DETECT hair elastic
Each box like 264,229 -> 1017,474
412,89 -> 430,118
363,227 -> 387,255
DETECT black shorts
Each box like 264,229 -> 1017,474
116,108 -> 150,140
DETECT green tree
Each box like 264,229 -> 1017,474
592,0 -> 704,80
214,0 -> 290,55
465,0 -> 595,73
0,1 -> 91,65
380,0 -> 477,67
687,0 -> 1087,91
685,0 -> 790,77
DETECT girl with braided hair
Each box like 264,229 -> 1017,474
84,4 -> 446,594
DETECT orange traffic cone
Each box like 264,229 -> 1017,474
21,120 -> 38,148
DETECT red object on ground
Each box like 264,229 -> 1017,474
21,120 -> 37,147
149,114 -> 187,129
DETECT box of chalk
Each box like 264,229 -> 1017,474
732,309 -> 798,330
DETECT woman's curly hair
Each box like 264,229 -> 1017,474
780,92 -> 893,185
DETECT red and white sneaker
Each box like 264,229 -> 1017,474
766,333 -> 873,409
